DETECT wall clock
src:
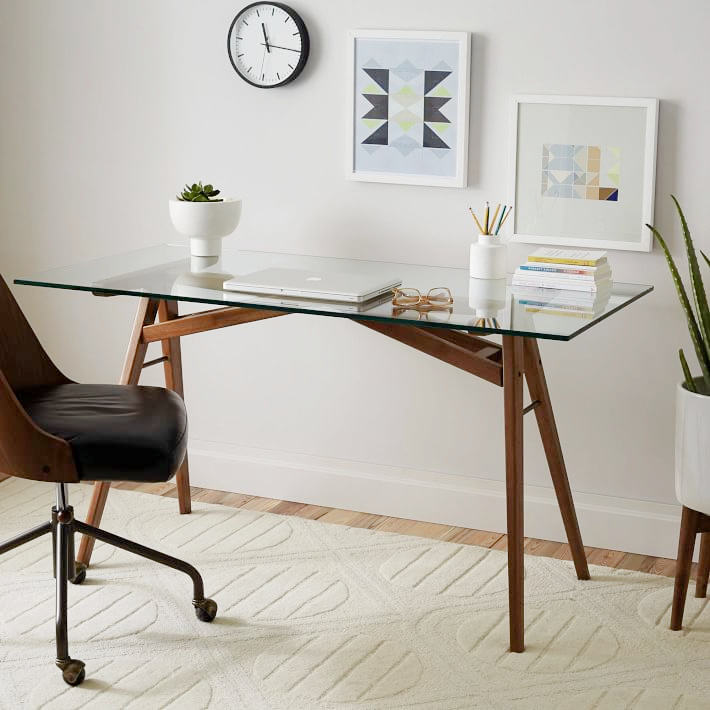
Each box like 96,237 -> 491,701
227,2 -> 310,88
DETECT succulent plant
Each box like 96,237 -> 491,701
177,182 -> 223,202
647,196 -> 710,394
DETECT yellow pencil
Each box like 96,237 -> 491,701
490,203 -> 501,231
468,207 -> 485,234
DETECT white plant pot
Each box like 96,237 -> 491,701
168,198 -> 242,257
675,378 -> 710,514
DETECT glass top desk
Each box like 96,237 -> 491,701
16,244 -> 653,653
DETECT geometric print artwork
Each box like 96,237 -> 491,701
350,33 -> 469,185
361,62 -> 454,155
541,144 -> 620,201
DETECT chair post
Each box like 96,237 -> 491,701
53,498 -> 85,685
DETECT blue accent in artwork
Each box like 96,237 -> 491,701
546,157 -> 575,170
555,185 -> 575,198
548,144 -> 576,158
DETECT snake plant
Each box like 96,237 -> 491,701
177,182 -> 223,202
647,196 -> 710,394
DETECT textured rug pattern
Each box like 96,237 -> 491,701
0,479 -> 709,709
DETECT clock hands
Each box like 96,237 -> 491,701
261,23 -> 271,53
259,42 -> 300,53
259,45 -> 268,81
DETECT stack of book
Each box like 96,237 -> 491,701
513,286 -> 611,320
512,248 -> 612,293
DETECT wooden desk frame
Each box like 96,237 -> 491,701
77,297 -> 590,653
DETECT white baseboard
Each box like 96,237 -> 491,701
188,439 -> 684,560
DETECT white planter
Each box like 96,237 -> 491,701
168,198 -> 242,257
675,378 -> 710,514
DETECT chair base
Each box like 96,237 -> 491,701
0,484 -> 217,686
671,507 -> 710,630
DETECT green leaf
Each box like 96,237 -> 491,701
203,184 -> 213,193
671,195 -> 710,373
648,222 -> 710,388
680,349 -> 698,392
702,250 -> 710,271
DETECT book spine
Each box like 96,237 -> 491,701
525,307 -> 594,319
519,299 -> 594,311
516,270 -> 603,282
528,256 -> 602,267
519,264 -> 605,276
512,278 -> 601,292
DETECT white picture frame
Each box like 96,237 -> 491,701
509,95 -> 659,252
346,29 -> 470,188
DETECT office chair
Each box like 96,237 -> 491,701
0,274 -> 217,686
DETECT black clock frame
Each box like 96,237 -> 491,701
227,2 -> 310,89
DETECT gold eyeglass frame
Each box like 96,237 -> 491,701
391,286 -> 453,311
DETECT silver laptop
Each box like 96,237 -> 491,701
222,268 -> 401,303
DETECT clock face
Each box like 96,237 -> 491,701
227,2 -> 309,88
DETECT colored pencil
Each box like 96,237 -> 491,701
495,206 -> 507,234
490,203 -> 501,232
498,206 -> 513,230
468,207 -> 485,234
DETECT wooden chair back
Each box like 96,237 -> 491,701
0,274 -> 68,391
0,275 -> 77,483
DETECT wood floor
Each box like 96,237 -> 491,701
107,480 -> 696,581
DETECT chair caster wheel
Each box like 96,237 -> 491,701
58,658 -> 86,686
194,597 -> 217,622
70,562 -> 87,585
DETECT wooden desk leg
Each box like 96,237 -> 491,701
503,335 -> 525,652
158,300 -> 191,514
523,339 -> 590,581
77,297 -> 159,567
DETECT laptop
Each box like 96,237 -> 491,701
221,288 -> 394,313
222,268 -> 401,304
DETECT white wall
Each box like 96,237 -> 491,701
1,0 -> 708,557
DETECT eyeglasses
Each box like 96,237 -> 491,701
392,306 -> 452,322
391,287 -> 453,310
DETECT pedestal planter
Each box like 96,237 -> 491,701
675,378 -> 710,513
169,198 -> 242,257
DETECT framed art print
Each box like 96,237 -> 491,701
347,30 -> 470,188
509,95 -> 658,251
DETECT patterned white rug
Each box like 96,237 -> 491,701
0,478 -> 708,709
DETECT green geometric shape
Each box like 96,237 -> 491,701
392,85 -> 421,108
429,122 -> 451,135
362,83 -> 386,95
430,86 -> 451,97
608,170 -> 620,186
362,119 -> 383,130
609,146 -> 621,159
392,109 -> 421,132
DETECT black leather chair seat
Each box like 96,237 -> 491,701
18,384 -> 188,483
